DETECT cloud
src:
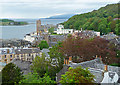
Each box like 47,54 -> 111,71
0,0 -> 119,18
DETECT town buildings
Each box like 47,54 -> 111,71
102,32 -> 120,50
56,25 -> 73,34
1,39 -> 31,48
72,30 -> 100,38
24,33 -> 37,43
0,48 -> 42,64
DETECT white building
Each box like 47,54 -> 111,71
56,25 -> 73,34
24,33 -> 36,43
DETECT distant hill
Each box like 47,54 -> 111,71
63,3 -> 120,35
0,19 -> 28,26
47,14 -> 75,19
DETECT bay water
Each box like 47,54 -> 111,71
0,18 -> 67,39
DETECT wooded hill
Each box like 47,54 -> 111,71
62,3 -> 120,35
0,19 -> 28,26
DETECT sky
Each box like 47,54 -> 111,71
0,0 -> 119,18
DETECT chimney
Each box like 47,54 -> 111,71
69,56 -> 72,61
96,55 -> 98,58
100,56 -> 102,60
64,59 -> 66,64
104,65 -> 108,72
66,60 -> 68,65
68,60 -> 69,65
7,49 -> 9,53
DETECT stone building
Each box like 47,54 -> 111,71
0,48 -> 15,64
47,34 -> 67,47
14,48 -> 42,62
1,39 -> 31,48
0,48 -> 42,64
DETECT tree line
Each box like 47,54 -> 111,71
0,19 -> 28,26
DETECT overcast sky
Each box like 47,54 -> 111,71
0,0 -> 119,18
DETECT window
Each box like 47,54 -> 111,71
17,55 -> 19,58
52,38 -> 57,42
5,55 -> 6,58
10,55 -> 12,58
21,55 -> 23,57
29,54 -> 31,56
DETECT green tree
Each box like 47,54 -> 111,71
69,25 -> 74,29
88,23 -> 94,30
19,72 -> 56,84
83,22 -> 90,30
113,14 -> 119,18
38,40 -> 49,50
98,24 -> 107,34
110,20 -> 116,32
48,27 -> 54,34
31,53 -> 56,80
2,63 -> 23,84
60,66 -> 95,84
107,16 -> 112,22
49,42 -> 64,72
31,54 -> 50,77
115,24 -> 120,35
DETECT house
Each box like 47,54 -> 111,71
56,25 -> 74,34
24,33 -> 37,43
14,48 -> 42,62
113,18 -> 120,20
0,48 -> 42,64
0,48 -> 15,64
47,35 -> 67,47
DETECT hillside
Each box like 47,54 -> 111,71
0,19 -> 28,26
63,3 -> 120,35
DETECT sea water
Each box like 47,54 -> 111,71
0,18 -> 67,39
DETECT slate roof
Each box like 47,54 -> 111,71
11,59 -> 32,75
15,48 -> 41,54
0,48 -> 15,55
41,49 -> 50,57
57,58 -> 120,83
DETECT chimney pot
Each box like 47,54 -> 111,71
96,55 -> 98,58
104,65 -> 108,72
64,59 -> 65,64
66,60 -> 67,65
